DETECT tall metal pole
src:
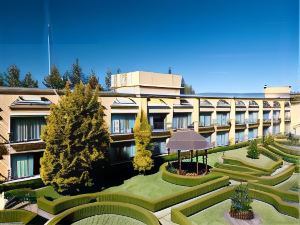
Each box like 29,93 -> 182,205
47,23 -> 51,75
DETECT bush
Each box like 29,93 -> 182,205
0,209 -> 36,224
247,140 -> 260,159
48,202 -> 160,225
160,163 -> 223,186
264,145 -> 300,164
37,192 -> 100,215
97,176 -> 230,212
272,142 -> 300,157
230,184 -> 252,212
171,186 -> 235,225
249,189 -> 299,218
4,188 -> 36,203
248,182 -> 299,203
263,134 -> 274,146
207,141 -> 250,154
214,163 -> 269,176
0,178 -> 44,193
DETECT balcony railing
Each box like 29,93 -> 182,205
235,120 -> 246,125
273,118 -> 281,124
8,132 -> 42,144
263,119 -> 271,123
248,119 -> 259,124
284,116 -> 291,121
199,122 -> 212,127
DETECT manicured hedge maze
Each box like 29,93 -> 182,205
0,209 -> 37,224
47,202 -> 160,225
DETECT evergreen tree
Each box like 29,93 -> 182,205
105,69 -> 112,91
0,73 -> 5,86
88,70 -> 101,90
69,58 -> 84,88
5,65 -> 21,87
116,68 -> 121,74
230,184 -> 253,212
181,78 -> 195,94
40,82 -> 110,194
247,139 -> 260,159
22,72 -> 38,88
168,67 -> 172,74
133,110 -> 153,173
43,65 -> 66,89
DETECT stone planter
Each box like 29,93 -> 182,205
229,210 -> 254,220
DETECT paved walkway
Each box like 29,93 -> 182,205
24,203 -> 54,220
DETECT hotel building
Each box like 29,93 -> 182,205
0,71 -> 299,180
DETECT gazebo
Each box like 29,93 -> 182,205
166,130 -> 212,175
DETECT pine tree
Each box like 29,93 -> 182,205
247,139 -> 260,159
22,72 -> 38,88
40,82 -> 110,194
88,70 -> 101,90
133,110 -> 153,173
43,65 -> 66,89
105,69 -> 112,91
181,78 -> 195,94
69,58 -> 84,88
5,65 -> 21,87
0,73 -> 5,86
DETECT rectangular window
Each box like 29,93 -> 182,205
216,112 -> 230,126
235,131 -> 244,143
11,117 -> 46,142
263,112 -> 270,121
149,114 -> 166,131
111,114 -> 136,134
273,110 -> 280,120
248,128 -> 258,139
173,113 -> 191,129
199,113 -> 212,127
11,154 -> 34,179
110,142 -> 135,162
248,112 -> 258,123
235,112 -> 245,124
217,132 -> 229,146
273,125 -> 280,134
152,140 -> 167,155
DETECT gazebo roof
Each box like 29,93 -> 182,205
166,130 -> 212,153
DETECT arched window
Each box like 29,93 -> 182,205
217,100 -> 230,107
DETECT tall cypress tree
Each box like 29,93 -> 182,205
104,69 -> 112,91
22,72 -> 38,88
69,58 -> 84,88
43,65 -> 66,89
5,65 -> 21,87
40,82 -> 110,194
133,110 -> 153,173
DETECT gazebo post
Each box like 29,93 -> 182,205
202,155 -> 204,164
190,150 -> 193,162
177,150 -> 181,174
205,149 -> 208,173
196,150 -> 199,175
167,148 -> 170,166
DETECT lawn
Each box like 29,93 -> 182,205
224,147 -> 276,169
276,173 -> 300,192
188,199 -> 299,225
103,171 -> 188,200
72,214 -> 146,225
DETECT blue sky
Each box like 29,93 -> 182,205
0,0 -> 298,92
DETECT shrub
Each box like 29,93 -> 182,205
230,184 -> 252,212
272,142 -> 300,157
4,188 -> 36,203
263,134 -> 274,146
37,192 -> 100,215
0,178 -> 44,193
97,176 -> 230,212
247,140 -> 260,159
48,202 -> 160,225
0,209 -> 36,224
264,145 -> 299,164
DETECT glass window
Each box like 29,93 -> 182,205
217,113 -> 229,126
235,131 -> 244,143
217,132 -> 229,146
11,154 -> 34,179
235,112 -> 245,124
173,113 -> 191,129
11,117 -> 46,142
110,142 -> 135,162
200,113 -> 212,126
111,114 -> 136,134
248,112 -> 258,123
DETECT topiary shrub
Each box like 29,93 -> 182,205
263,134 -> 274,146
230,184 -> 254,220
247,140 -> 260,159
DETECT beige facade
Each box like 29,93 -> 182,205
0,72 -> 299,181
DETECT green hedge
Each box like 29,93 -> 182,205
264,145 -> 299,164
171,186 -> 236,225
214,163 -> 269,176
0,178 -> 44,193
222,155 -> 282,174
0,209 -> 37,224
160,163 -> 223,186
276,139 -> 300,147
249,189 -> 299,218
97,176 -> 230,212
273,142 -> 300,157
248,182 -> 299,203
4,188 -> 36,203
212,164 -> 295,185
37,192 -> 100,215
259,146 -> 282,162
48,202 -> 160,225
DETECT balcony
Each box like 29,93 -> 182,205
263,119 -> 271,127
285,116 -> 291,122
215,120 -> 231,131
235,121 -> 247,130
110,128 -> 134,142
273,118 -> 281,125
248,119 -> 260,128
9,140 -> 45,152
198,123 -> 215,133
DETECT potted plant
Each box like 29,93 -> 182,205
229,184 -> 254,220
